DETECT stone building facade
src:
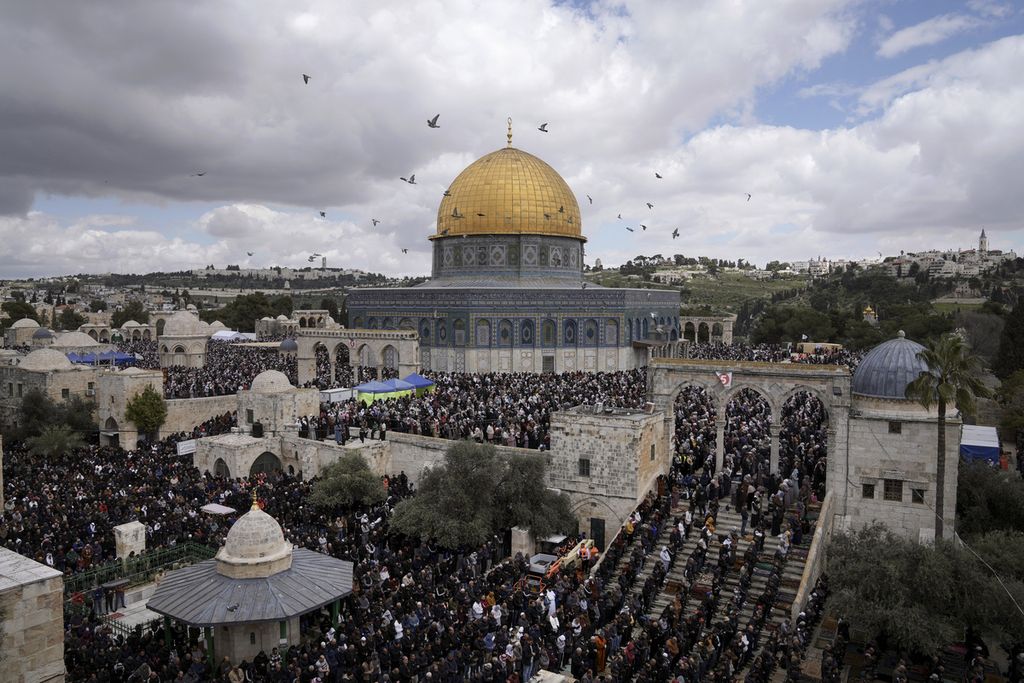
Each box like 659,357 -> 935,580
3,318 -> 41,348
236,370 -> 319,436
159,311 -> 212,368
0,349 -> 98,431
546,406 -> 669,549
0,547 -> 65,683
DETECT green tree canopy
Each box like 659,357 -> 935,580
56,308 -> 87,331
827,524 -> 1022,654
1,300 -> 38,324
125,385 -> 167,441
750,305 -> 836,344
199,293 -> 293,332
390,442 -> 575,549
310,452 -> 387,509
956,460 -> 1024,536
994,300 -> 1024,379
111,300 -> 150,328
27,425 -> 84,459
14,389 -> 96,441
88,299 -> 108,313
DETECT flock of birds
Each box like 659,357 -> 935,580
189,73 -> 753,267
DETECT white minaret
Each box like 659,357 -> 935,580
979,228 -> 988,254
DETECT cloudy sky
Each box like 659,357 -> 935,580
1,0 -> 1022,278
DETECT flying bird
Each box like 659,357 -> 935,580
443,190 -> 451,197
402,249 -> 408,254
400,174 -> 416,184
191,171 -> 206,177
319,211 -> 326,218
307,256 -> 316,262
312,252 -> 322,257
440,228 -> 450,235
538,123 -> 548,132
625,227 -> 634,232
451,208 -> 463,218
646,202 -> 654,209
671,228 -> 679,239
586,194 -> 592,204
543,213 -> 552,220
246,251 -> 254,256
641,224 -> 647,231
427,114 -> 440,128
226,604 -> 238,612
371,218 -> 380,226
617,213 -> 622,220
655,172 -> 662,179
746,193 -> 751,201
582,282 -> 588,290
476,213 -> 486,217
302,74 -> 310,84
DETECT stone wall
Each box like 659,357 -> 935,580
162,395 -> 237,439
0,548 -> 65,683
547,406 -> 669,546
836,397 -> 960,541
0,366 -> 98,432
237,387 -> 319,436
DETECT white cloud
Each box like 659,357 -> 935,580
877,13 -> 983,58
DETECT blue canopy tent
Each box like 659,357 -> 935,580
960,425 -> 1000,465
354,380 -> 409,404
381,378 -> 415,392
401,372 -> 435,396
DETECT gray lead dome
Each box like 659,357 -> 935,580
851,331 -> 930,399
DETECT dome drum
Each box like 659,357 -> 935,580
430,233 -> 583,284
215,506 -> 293,579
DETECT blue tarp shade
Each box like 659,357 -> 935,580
353,381 -> 392,394
960,425 -> 1000,464
67,351 -> 136,365
401,372 -> 435,389
381,378 -> 415,392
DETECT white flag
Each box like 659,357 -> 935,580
715,371 -> 733,388
801,334 -> 808,340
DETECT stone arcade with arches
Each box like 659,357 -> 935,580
648,332 -> 961,542
346,123 -> 681,374
159,311 -> 213,368
294,328 -> 420,386
679,313 -> 736,344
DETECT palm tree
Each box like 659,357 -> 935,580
905,333 -> 990,538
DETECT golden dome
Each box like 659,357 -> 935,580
434,146 -> 583,241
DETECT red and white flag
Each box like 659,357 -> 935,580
715,371 -> 733,388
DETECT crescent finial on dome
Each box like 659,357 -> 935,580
507,117 -> 513,147
251,490 -> 260,511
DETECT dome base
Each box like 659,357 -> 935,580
429,233 -> 583,285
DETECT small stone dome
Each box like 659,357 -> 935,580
851,331 -> 930,400
261,316 -> 274,322
209,320 -> 227,331
275,314 -> 289,322
163,311 -> 206,337
51,331 -> 100,349
32,327 -> 54,339
19,348 -> 74,371
11,318 -> 39,329
250,370 -> 293,394
121,320 -> 139,328
279,338 -> 298,352
215,502 -> 292,578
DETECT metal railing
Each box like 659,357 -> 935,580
64,542 -> 216,598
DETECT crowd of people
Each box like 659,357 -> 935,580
162,342 -> 298,399
0,331 -> 866,681
304,370 -> 649,451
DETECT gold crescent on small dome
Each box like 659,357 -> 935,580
507,117 -> 513,147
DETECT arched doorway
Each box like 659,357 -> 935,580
142,329 -> 151,340
87,330 -> 98,340
214,457 -> 231,479
780,390 -> 829,498
156,318 -> 166,336
250,451 -> 282,477
334,344 -> 352,387
172,345 -> 186,365
673,385 -> 716,474
381,345 -> 398,374
724,388 -> 772,479
697,322 -> 710,343
102,416 -> 119,448
357,344 -> 375,381
313,342 -> 330,388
